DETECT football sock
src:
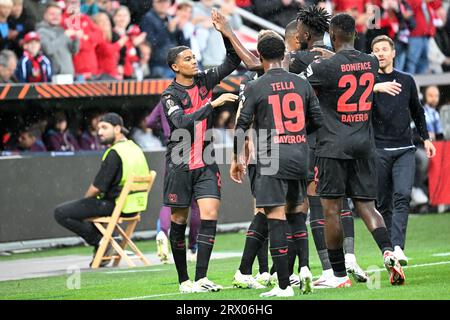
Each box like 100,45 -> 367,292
257,237 -> 269,273
286,228 -> 296,275
169,221 -> 189,284
239,212 -> 268,275
287,213 -> 309,269
371,227 -> 394,253
309,195 -> 332,271
268,219 -> 290,289
195,220 -> 217,281
188,201 -> 201,251
341,200 -> 355,255
328,248 -> 347,278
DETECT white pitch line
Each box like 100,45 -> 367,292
432,252 -> 450,257
116,260 -> 450,300
104,269 -> 166,274
116,286 -> 235,300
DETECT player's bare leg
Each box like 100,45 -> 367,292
260,206 -> 294,297
170,207 -> 192,292
353,200 -> 405,285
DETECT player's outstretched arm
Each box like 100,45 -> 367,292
212,9 -> 261,71
162,93 -> 238,129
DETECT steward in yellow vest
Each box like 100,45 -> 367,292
55,113 -> 149,267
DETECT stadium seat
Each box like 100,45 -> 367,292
88,171 -> 157,269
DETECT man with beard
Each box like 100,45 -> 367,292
54,113 -> 150,268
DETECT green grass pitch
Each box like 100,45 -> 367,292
1,213 -> 449,300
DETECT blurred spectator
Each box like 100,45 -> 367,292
405,0 -> 442,74
428,36 -> 450,73
145,101 -> 170,145
0,0 -> 13,51
93,11 -> 127,79
15,31 -> 52,83
112,5 -> 130,36
366,0 -> 415,70
133,41 -> 151,80
173,2 -> 202,66
125,0 -> 153,24
22,0 -> 48,31
140,0 -> 188,78
193,0 -> 242,69
62,0 -> 102,80
423,85 -> 444,141
8,0 -> 32,57
131,115 -> 163,151
253,0 -> 301,28
81,0 -> 100,16
120,24 -> 146,79
17,125 -> 47,152
332,0 -> 369,51
0,48 -> 17,82
235,0 -> 254,12
79,111 -> 104,150
45,111 -> 80,151
37,2 -> 80,79
97,0 -> 120,16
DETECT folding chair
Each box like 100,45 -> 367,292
88,171 -> 157,269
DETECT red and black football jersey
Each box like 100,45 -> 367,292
161,38 -> 241,171
305,49 -> 379,160
235,68 -> 323,180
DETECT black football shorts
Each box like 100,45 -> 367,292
163,164 -> 221,208
316,157 -> 377,200
254,174 -> 307,207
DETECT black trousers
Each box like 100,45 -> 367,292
54,198 -> 115,246
375,148 -> 416,249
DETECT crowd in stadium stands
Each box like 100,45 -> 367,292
0,0 -> 447,83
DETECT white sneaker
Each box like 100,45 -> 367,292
411,187 -> 428,205
233,270 -> 266,289
289,274 -> 300,287
299,266 -> 313,294
156,231 -> 170,264
187,248 -> 197,263
394,246 -> 408,266
254,272 -> 271,286
179,279 -> 194,293
345,254 -> 368,283
269,272 -> 278,286
260,285 -> 294,297
192,277 -> 223,292
313,275 -> 352,289
313,269 -> 334,286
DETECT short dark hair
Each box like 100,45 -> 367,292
371,35 -> 394,50
285,20 -> 298,37
257,33 -> 285,61
297,6 -> 331,37
330,13 -> 355,39
166,46 -> 190,71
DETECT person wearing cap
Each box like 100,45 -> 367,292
15,30 -> 52,82
55,112 -> 150,267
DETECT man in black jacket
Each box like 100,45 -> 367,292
371,35 -> 436,266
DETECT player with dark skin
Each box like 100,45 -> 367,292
305,14 -> 405,287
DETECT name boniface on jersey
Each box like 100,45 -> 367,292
340,62 -> 373,72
